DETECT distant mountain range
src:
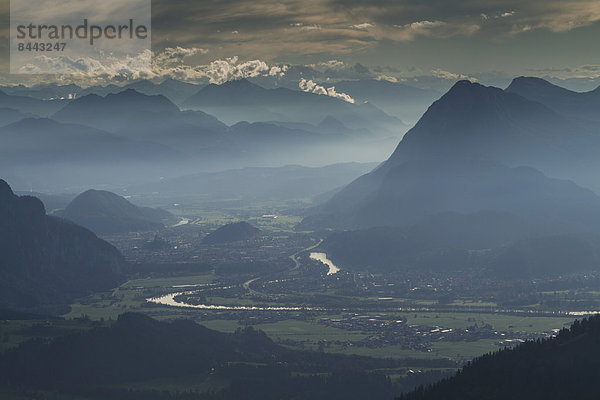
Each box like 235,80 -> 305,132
53,89 -> 227,137
4,75 -> 600,212
0,107 -> 34,127
332,79 -> 441,124
57,189 -> 177,235
0,180 -> 125,313
400,315 -> 600,400
0,117 -> 180,165
129,162 -> 378,201
0,78 -> 203,106
51,88 -> 392,161
182,78 -> 407,134
0,90 -> 65,116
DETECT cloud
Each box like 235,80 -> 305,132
497,11 -> 516,18
350,23 -> 374,30
375,74 -> 399,82
529,64 -> 600,79
314,60 -> 346,71
300,24 -> 321,31
299,78 -> 355,103
431,68 -> 478,81
390,19 -> 479,40
2,46 -> 292,87
154,55 -> 278,84
13,50 -> 153,78
153,47 -> 208,67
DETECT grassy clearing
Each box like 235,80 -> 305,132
255,319 -> 368,343
326,343 -> 442,360
430,339 -> 503,361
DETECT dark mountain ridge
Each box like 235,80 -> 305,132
308,80 -> 600,230
0,180 -> 125,313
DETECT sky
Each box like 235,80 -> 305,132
1,0 -> 600,89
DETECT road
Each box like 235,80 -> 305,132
242,238 -> 323,296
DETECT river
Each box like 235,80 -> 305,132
309,252 -> 340,275
147,291 -> 321,311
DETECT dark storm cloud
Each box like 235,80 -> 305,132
0,0 -> 599,85
149,0 -> 600,58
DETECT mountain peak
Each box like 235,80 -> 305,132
445,79 -> 496,96
506,76 -> 573,95
510,76 -> 554,87
60,189 -> 168,235
110,89 -> 174,105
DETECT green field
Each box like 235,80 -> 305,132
402,312 -> 574,333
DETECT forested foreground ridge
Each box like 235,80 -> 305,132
400,314 -> 600,400
0,313 -> 449,400
0,179 -> 125,313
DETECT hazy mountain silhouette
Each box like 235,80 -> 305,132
0,117 -> 180,165
0,107 -> 35,127
0,180 -> 124,312
58,189 -> 176,235
0,89 -> 65,116
0,83 -> 81,100
203,221 -> 262,244
314,158 -> 600,230
122,78 -> 202,105
506,76 -> 600,123
51,89 -> 231,157
183,78 -> 406,134
308,80 -> 600,230
400,315 -> 600,400
53,89 -> 226,134
387,80 -> 597,172
130,162 -> 378,201
333,79 -> 441,123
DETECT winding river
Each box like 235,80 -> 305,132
147,291 -> 321,311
